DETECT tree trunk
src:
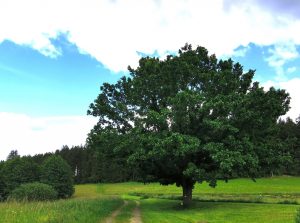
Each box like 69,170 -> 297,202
182,181 -> 193,207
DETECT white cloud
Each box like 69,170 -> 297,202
262,78 -> 300,120
0,113 -> 97,161
264,42 -> 299,80
232,45 -> 250,57
1,0 -> 300,72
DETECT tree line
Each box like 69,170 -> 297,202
69,117 -> 300,180
0,152 -> 74,201
1,115 -> 299,193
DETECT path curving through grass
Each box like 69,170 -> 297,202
130,201 -> 142,223
104,200 -> 129,223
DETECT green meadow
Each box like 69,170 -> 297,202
0,176 -> 299,222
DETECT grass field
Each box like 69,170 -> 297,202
98,176 -> 300,204
0,176 -> 299,222
98,176 -> 300,195
141,199 -> 297,223
0,198 -> 122,223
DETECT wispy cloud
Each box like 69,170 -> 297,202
264,42 -> 299,80
287,66 -> 297,74
232,45 -> 250,57
29,34 -> 62,58
0,63 -> 42,81
0,64 -> 26,76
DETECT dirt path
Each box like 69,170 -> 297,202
104,200 -> 128,223
130,201 -> 142,223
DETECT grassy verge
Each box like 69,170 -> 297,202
0,198 -> 122,223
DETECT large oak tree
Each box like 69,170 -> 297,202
88,44 -> 290,206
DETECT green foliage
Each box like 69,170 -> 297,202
0,180 -> 4,201
56,145 -> 88,183
0,157 -> 40,199
86,130 -> 142,183
277,117 -> 300,176
0,162 -> 5,201
6,150 -> 20,161
41,155 -> 74,199
88,44 -> 291,206
9,182 -> 57,201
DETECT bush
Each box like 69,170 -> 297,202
0,157 -> 40,199
9,182 -> 57,201
41,155 -> 74,198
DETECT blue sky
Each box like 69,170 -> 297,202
0,35 -> 122,117
0,0 -> 300,160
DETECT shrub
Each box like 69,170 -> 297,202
9,182 -> 57,201
1,157 -> 40,199
41,155 -> 74,198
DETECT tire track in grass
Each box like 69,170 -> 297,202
104,200 -> 128,223
130,201 -> 142,223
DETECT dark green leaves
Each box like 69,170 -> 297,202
41,155 -> 74,199
88,44 -> 290,191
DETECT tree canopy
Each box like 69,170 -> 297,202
0,157 -> 40,199
88,44 -> 290,206
41,155 -> 74,199
6,150 -> 20,160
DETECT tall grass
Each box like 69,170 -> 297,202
0,198 -> 122,223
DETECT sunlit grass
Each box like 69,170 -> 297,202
140,198 -> 298,223
0,198 -> 122,223
97,176 -> 300,204
73,184 -> 100,199
97,176 -> 300,195
0,176 -> 299,222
